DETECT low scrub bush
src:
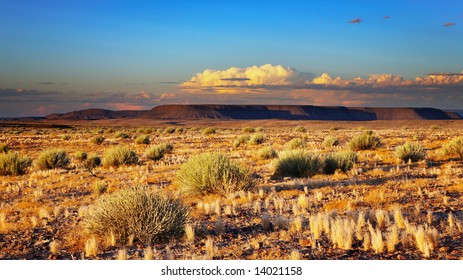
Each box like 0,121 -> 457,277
83,154 -> 102,176
242,127 -> 255,133
164,127 -> 176,134
35,149 -> 70,170
202,127 -> 216,135
287,138 -> 305,149
91,136 -> 105,145
323,135 -> 339,147
294,126 -> 307,133
395,142 -> 426,163
74,151 -> 88,162
257,147 -> 278,159
349,131 -> 381,151
248,133 -> 265,145
441,137 -> 463,159
323,151 -> 358,174
0,144 -> 10,153
177,152 -> 256,195
114,131 -> 129,139
82,186 -> 189,244
273,150 -> 322,178
103,146 -> 138,167
145,143 -> 174,161
233,135 -> 250,148
134,135 -> 150,145
0,152 -> 32,176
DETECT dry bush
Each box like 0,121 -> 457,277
242,127 -> 255,133
82,186 -> 189,244
74,151 -> 88,162
114,131 -> 129,139
323,135 -> 339,147
102,146 -> 138,167
273,150 -> 322,178
441,137 -> 463,159
323,151 -> 358,174
233,135 -> 250,147
145,143 -> 173,161
135,135 -> 150,145
202,127 -> 216,135
294,126 -> 307,133
164,127 -> 176,134
83,154 -> 101,175
248,133 -> 265,145
286,138 -> 305,149
395,142 -> 426,163
35,149 -> 70,170
0,152 -> 32,176
177,152 -> 256,195
0,144 -> 9,153
349,131 -> 381,151
257,147 -> 278,159
91,136 -> 105,145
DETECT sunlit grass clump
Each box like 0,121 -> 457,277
35,149 -> 70,170
134,135 -> 151,145
273,150 -> 322,178
349,130 -> 381,151
395,142 -> 426,163
323,151 -> 358,174
248,133 -> 265,145
0,152 -> 32,176
177,152 -> 256,195
0,144 -> 9,153
323,135 -> 339,147
82,186 -> 189,244
103,146 -> 138,167
287,138 -> 305,149
145,143 -> 173,161
257,147 -> 278,159
441,137 -> 463,160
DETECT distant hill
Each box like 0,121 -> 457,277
46,105 -> 461,121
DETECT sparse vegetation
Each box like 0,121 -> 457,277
395,142 -> 426,163
248,133 -> 265,145
114,131 -> 129,139
233,135 -> 250,147
102,146 -> 138,167
323,151 -> 358,174
273,150 -> 322,178
349,130 -> 381,151
257,147 -> 278,159
0,144 -> 10,153
134,135 -> 150,145
202,127 -> 216,135
294,126 -> 307,133
323,135 -> 339,147
286,138 -> 305,149
177,152 -> 256,195
145,143 -> 173,161
83,186 -> 189,244
91,136 -> 105,145
441,137 -> 463,159
35,149 -> 70,170
242,127 -> 255,133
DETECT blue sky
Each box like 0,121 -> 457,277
0,0 -> 462,116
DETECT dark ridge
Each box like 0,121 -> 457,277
45,105 -> 461,121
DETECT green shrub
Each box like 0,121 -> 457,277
248,133 -> 265,145
0,152 -> 32,176
287,138 -> 305,149
323,151 -> 358,174
134,135 -> 150,145
242,127 -> 255,133
35,149 -> 70,170
257,147 -> 278,159
0,144 -> 9,153
83,154 -> 102,175
177,152 -> 256,195
395,142 -> 426,163
91,136 -> 105,145
75,151 -> 88,162
102,146 -> 138,167
82,186 -> 189,244
273,150 -> 322,178
294,126 -> 307,133
202,127 -> 216,135
114,131 -> 129,139
145,143 -> 173,161
441,137 -> 463,159
233,135 -> 250,148
323,135 -> 339,147
349,131 -> 381,151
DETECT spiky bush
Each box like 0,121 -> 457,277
35,149 -> 70,170
102,146 -> 138,167
0,144 -> 10,153
202,127 -> 216,135
294,126 -> 307,133
273,150 -> 322,178
257,147 -> 278,159
74,151 -> 88,162
83,154 -> 102,175
145,143 -> 173,161
114,131 -> 129,139
82,186 -> 189,244
323,151 -> 358,174
164,127 -> 176,134
242,127 -> 255,133
91,136 -> 105,145
395,142 -> 427,163
177,152 -> 256,195
441,137 -> 463,159
134,135 -> 150,145
0,152 -> 32,176
323,135 -> 339,147
233,135 -> 250,148
248,133 -> 265,145
349,131 -> 381,151
287,138 -> 305,149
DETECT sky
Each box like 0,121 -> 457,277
0,0 -> 462,117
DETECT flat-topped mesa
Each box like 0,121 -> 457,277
46,105 -> 461,121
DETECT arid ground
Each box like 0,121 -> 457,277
1,119 -> 463,260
